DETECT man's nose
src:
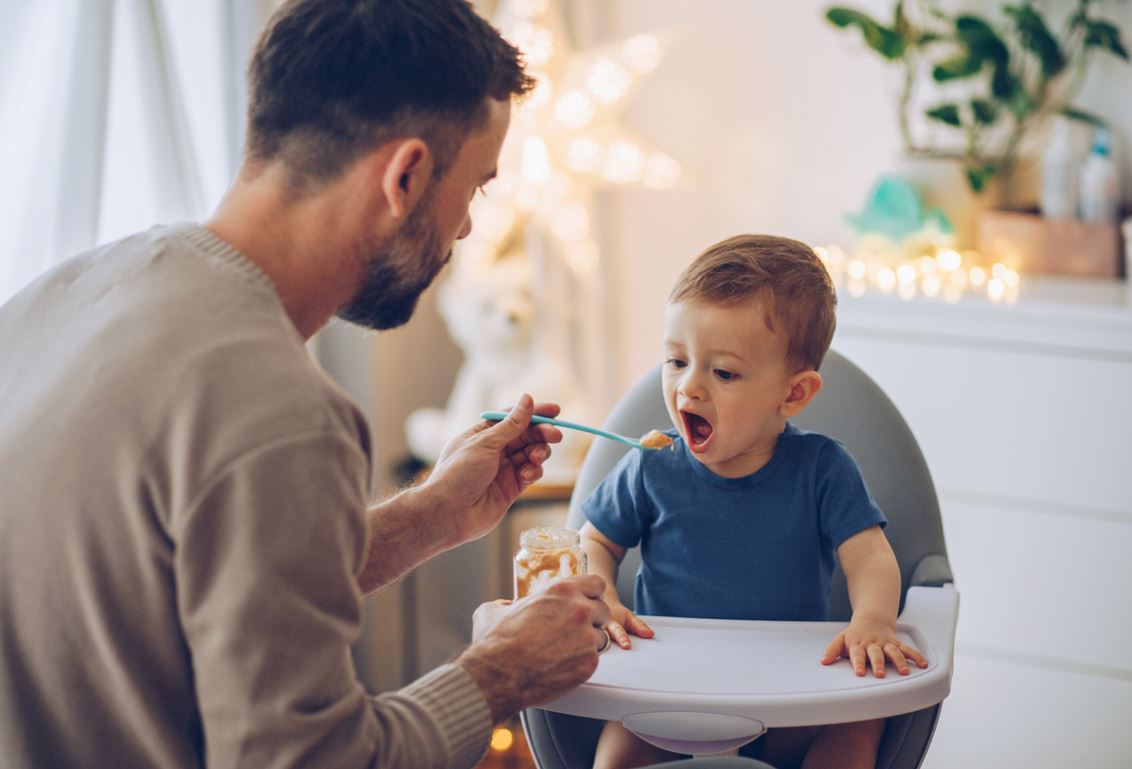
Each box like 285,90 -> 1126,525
457,215 -> 472,240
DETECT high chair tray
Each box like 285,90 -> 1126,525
542,585 -> 958,754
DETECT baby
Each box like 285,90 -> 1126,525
580,234 -> 927,769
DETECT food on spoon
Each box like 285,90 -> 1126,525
639,430 -> 674,450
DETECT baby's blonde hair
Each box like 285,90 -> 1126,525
668,234 -> 837,372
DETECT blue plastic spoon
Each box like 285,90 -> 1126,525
479,411 -> 673,450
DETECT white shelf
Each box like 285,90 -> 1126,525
836,275 -> 1132,356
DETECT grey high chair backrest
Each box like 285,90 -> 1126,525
522,350 -> 953,769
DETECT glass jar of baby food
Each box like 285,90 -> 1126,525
513,526 -> 587,599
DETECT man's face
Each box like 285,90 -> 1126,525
337,99 -> 511,330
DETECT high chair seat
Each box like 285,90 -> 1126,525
521,350 -> 958,769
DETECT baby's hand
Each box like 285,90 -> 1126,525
604,601 -> 654,650
820,618 -> 928,677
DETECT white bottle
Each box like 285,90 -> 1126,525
1040,116 -> 1078,219
1079,127 -> 1120,223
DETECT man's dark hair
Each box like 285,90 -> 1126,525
246,0 -> 534,188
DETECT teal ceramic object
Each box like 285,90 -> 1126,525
846,175 -> 954,240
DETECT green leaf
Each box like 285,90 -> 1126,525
1083,19 -> 1130,61
1004,5 -> 1065,76
965,163 -> 998,193
954,15 -> 1009,63
932,54 -> 984,81
826,7 -> 907,59
970,99 -> 999,125
893,0 -> 911,42
1060,106 -> 1107,127
992,63 -> 1021,102
925,103 -> 962,127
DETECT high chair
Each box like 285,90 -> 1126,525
521,350 -> 958,769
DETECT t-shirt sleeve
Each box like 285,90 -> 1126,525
815,439 -> 887,549
174,431 -> 490,769
580,449 -> 652,549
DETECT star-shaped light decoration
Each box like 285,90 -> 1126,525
458,0 -> 680,277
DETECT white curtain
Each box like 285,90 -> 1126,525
0,0 -> 274,306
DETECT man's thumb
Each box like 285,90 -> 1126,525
487,393 -> 534,443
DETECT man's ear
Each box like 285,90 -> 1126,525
781,369 -> 823,417
380,138 -> 433,219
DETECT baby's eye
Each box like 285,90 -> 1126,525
715,369 -> 737,381
665,357 -> 686,369
476,185 -> 487,198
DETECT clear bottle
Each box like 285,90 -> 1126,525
1040,116 -> 1079,220
1079,127 -> 1120,223
513,526 -> 586,599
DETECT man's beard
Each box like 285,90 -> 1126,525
336,192 -> 450,331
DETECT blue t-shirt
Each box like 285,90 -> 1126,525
581,423 -> 886,622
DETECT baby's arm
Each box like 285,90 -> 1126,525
821,525 -> 928,677
579,522 -> 654,649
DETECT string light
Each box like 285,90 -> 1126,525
457,2 -> 680,284
816,245 -> 1022,304
490,726 -> 515,752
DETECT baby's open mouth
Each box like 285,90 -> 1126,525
682,410 -> 714,448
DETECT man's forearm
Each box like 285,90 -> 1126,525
357,485 -> 456,594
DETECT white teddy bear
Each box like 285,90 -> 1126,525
406,251 -> 593,485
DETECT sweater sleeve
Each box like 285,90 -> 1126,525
173,431 -> 491,769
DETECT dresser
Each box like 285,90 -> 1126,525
831,277 -> 1132,769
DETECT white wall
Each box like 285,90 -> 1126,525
598,0 -> 1132,392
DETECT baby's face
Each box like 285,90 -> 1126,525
662,299 -> 797,478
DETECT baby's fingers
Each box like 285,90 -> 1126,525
884,643 -> 909,675
868,644 -> 887,678
820,633 -> 845,665
624,612 -> 655,640
902,643 -> 930,669
605,621 -> 632,649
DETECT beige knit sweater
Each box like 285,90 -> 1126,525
0,224 -> 491,768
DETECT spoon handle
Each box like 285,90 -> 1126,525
479,411 -> 642,448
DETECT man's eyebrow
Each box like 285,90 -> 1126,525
482,169 -> 498,183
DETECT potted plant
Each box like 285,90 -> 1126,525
826,0 -> 1127,194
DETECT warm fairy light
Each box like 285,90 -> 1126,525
462,1 -> 679,286
490,726 -> 515,752
586,58 -> 632,103
601,140 -> 644,183
874,266 -> 894,292
987,277 -> 1006,302
511,22 -> 554,67
622,33 -> 663,73
554,90 -> 595,129
937,249 -> 962,272
819,244 -> 1022,303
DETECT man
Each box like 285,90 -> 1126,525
0,1 -> 611,768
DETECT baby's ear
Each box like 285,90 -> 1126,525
780,369 -> 823,417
